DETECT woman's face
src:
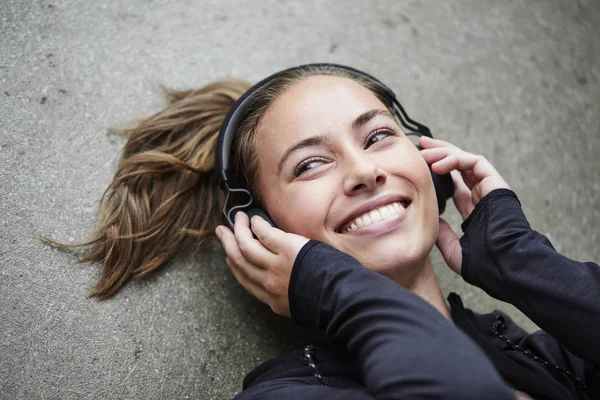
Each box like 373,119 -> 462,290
254,75 -> 439,280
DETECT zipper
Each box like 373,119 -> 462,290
492,315 -> 587,391
302,345 -> 326,385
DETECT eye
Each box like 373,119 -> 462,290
365,127 -> 399,148
294,157 -> 326,177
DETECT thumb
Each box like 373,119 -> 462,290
436,218 -> 463,276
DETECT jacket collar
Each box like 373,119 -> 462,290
449,293 -> 577,400
244,293 -> 577,400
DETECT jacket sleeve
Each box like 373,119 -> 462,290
460,188 -> 600,368
277,240 -> 514,399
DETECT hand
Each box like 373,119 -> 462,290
215,212 -> 310,316
419,137 -> 510,275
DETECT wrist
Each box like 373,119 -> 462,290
288,240 -> 322,324
461,189 -> 519,233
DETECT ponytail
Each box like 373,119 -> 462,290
47,65 -> 380,299
45,79 -> 251,299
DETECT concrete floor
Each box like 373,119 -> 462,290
1,0 -> 599,398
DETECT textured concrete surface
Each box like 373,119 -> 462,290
1,0 -> 599,398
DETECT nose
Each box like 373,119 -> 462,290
342,153 -> 387,196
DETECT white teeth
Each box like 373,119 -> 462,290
369,209 -> 383,223
342,201 -> 410,233
380,206 -> 390,219
362,214 -> 372,226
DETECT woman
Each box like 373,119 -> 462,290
60,64 -> 599,399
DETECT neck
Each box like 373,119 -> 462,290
393,257 -> 452,321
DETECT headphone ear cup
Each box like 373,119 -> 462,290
429,169 -> 454,214
414,140 -> 454,215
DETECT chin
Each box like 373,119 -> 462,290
372,250 -> 428,275
347,240 -> 428,273
337,229 -> 436,280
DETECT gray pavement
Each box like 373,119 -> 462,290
1,0 -> 599,398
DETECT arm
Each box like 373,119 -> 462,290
460,188 -> 600,367
419,137 -> 600,371
216,214 -> 515,399
288,240 -> 515,399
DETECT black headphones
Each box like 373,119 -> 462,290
215,63 -> 454,229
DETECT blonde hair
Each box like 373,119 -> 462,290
47,65 -> 393,299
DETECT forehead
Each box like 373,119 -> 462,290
255,75 -> 387,158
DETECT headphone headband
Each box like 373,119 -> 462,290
215,63 -> 431,189
214,63 -> 452,228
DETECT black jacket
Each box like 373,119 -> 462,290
235,189 -> 600,399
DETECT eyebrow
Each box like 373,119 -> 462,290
277,134 -> 330,174
352,108 -> 394,130
277,108 -> 394,174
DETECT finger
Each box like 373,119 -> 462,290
233,212 -> 277,267
250,215 -> 287,254
420,148 -> 464,181
450,170 -> 475,219
419,147 -> 456,168
420,148 -> 480,176
436,218 -> 462,276
225,257 -> 270,304
218,225 -> 267,285
420,147 -> 476,219
418,136 -> 460,150
421,147 -> 500,186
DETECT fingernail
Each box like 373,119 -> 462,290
215,227 -> 222,240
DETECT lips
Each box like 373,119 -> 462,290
337,196 -> 412,233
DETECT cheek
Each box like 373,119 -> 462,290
418,175 -> 441,257
414,160 -> 440,232
388,148 -> 440,246
385,146 -> 436,200
263,186 -> 329,237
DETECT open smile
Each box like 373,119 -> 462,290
338,199 -> 411,234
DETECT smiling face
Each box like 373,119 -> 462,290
253,75 -> 439,282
